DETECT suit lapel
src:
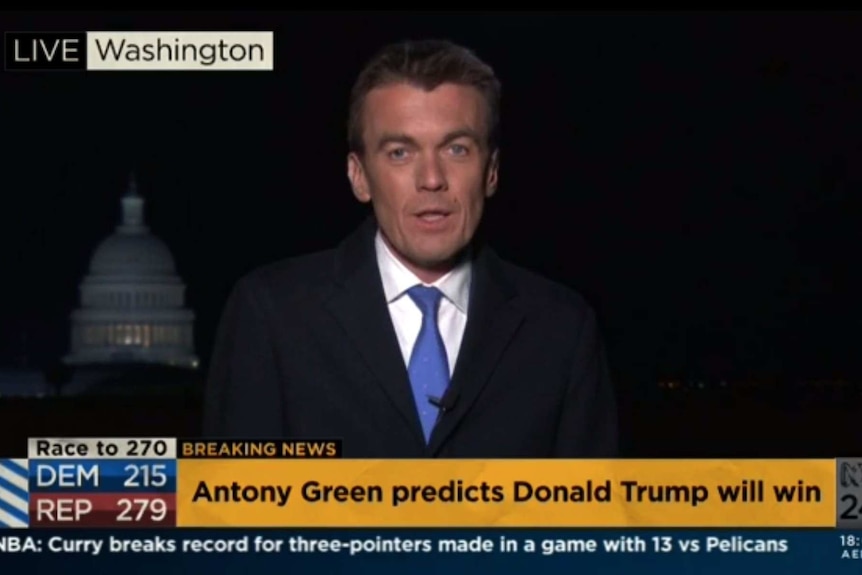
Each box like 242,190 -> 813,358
322,218 -> 426,446
427,245 -> 525,455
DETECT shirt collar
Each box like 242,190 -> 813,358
375,230 -> 471,314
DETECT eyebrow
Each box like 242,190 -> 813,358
375,128 -> 483,152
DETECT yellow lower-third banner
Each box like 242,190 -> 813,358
175,459 -> 836,528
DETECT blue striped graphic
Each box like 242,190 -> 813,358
0,459 -> 28,528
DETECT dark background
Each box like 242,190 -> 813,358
1,11 -> 859,457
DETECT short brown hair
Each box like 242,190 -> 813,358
347,39 -> 501,155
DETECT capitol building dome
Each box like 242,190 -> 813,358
64,174 -> 198,369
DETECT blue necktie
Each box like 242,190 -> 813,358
406,285 -> 450,443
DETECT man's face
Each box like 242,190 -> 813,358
348,82 -> 498,279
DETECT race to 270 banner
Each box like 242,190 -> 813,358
0,437 -> 861,574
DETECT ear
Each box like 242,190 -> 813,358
347,152 -> 371,203
484,149 -> 500,198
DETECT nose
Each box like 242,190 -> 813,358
415,154 -> 447,192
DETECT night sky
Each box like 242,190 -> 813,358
2,12 -> 860,388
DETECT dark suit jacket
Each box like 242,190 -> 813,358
203,217 -> 618,457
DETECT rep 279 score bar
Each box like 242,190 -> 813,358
26,437 -> 177,528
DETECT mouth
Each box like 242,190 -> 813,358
414,209 -> 452,223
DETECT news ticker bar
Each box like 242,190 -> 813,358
0,530 -> 855,574
4,32 -> 274,71
0,438 -> 860,531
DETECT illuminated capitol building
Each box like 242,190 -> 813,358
0,174 -> 199,397
64,174 -> 197,369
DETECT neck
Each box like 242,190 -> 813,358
408,261 -> 454,285
380,233 -> 462,284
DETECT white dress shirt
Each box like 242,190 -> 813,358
374,231 -> 471,377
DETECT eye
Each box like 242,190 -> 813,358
387,147 -> 409,160
449,143 -> 469,156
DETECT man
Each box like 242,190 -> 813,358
203,39 -> 618,457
